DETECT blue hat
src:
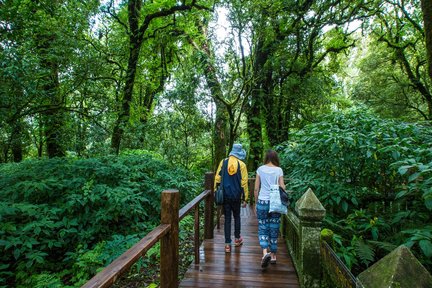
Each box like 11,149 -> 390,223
229,143 -> 246,160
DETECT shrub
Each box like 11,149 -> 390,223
0,154 -> 200,286
279,107 -> 432,273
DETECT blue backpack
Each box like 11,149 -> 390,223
219,158 -> 244,201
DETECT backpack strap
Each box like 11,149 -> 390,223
219,158 -> 228,185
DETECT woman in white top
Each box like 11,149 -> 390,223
254,150 -> 285,270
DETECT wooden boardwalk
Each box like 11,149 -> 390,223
179,205 -> 300,287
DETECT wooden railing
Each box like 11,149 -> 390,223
82,172 -> 215,288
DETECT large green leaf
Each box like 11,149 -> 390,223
419,240 -> 432,258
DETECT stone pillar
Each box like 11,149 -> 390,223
357,245 -> 432,287
296,188 -> 326,288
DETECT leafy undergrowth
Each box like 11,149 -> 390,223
280,107 -> 432,275
0,155 -> 200,287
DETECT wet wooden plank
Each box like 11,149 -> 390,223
179,205 -> 300,287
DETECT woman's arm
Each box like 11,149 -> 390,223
279,175 -> 286,190
254,174 -> 261,202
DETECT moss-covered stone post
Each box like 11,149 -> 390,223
357,245 -> 432,287
296,188 -> 326,288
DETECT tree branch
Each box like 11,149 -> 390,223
102,0 -> 130,36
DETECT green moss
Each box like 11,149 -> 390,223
320,228 -> 334,244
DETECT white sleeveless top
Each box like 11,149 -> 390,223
257,165 -> 283,201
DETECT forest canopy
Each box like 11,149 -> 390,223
1,0 -> 430,171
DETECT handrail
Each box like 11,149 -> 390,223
82,173 -> 215,288
179,189 -> 212,265
321,241 -> 358,288
179,189 -> 211,220
82,224 -> 171,288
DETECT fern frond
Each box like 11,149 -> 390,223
368,240 -> 397,252
355,238 -> 375,267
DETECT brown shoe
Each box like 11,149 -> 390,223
234,237 -> 243,247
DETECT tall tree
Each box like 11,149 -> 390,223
351,40 -> 428,120
185,6 -> 252,169
369,0 -> 432,119
0,0 -> 100,159
421,0 -> 432,81
238,0 -> 370,170
109,0 -> 210,154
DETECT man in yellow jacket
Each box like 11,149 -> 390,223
215,143 -> 249,253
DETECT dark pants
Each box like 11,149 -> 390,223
223,198 -> 241,244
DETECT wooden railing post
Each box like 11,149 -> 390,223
194,206 -> 200,264
204,172 -> 214,239
160,189 -> 179,288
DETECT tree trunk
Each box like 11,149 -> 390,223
247,34 -> 268,171
2,146 -> 8,163
421,0 -> 432,81
200,53 -> 228,169
76,96 -> 87,157
263,70 -> 279,147
38,32 -> 65,158
111,42 -> 140,154
281,98 -> 291,141
11,120 -> 23,162
395,48 -> 432,119
190,29 -> 229,169
246,97 -> 263,171
213,101 -> 228,170
110,0 -> 199,153
42,60 -> 64,158
38,115 -> 44,158
111,0 -> 141,154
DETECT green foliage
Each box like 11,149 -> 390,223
349,1 -> 431,121
65,234 -> 143,287
355,238 -> 375,267
403,227 -> 432,259
280,107 -> 431,213
0,154 -> 200,286
110,214 -> 199,287
279,107 -> 432,273
22,273 -> 64,288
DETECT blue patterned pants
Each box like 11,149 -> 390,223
256,199 -> 281,253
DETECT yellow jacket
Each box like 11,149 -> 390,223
214,156 -> 249,201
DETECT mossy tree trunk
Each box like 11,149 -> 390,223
198,40 -> 228,170
38,34 -> 65,158
110,0 -> 205,154
246,30 -> 267,171
421,0 -> 432,82
11,120 -> 23,162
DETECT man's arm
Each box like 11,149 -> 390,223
214,160 -> 223,190
240,161 -> 249,201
